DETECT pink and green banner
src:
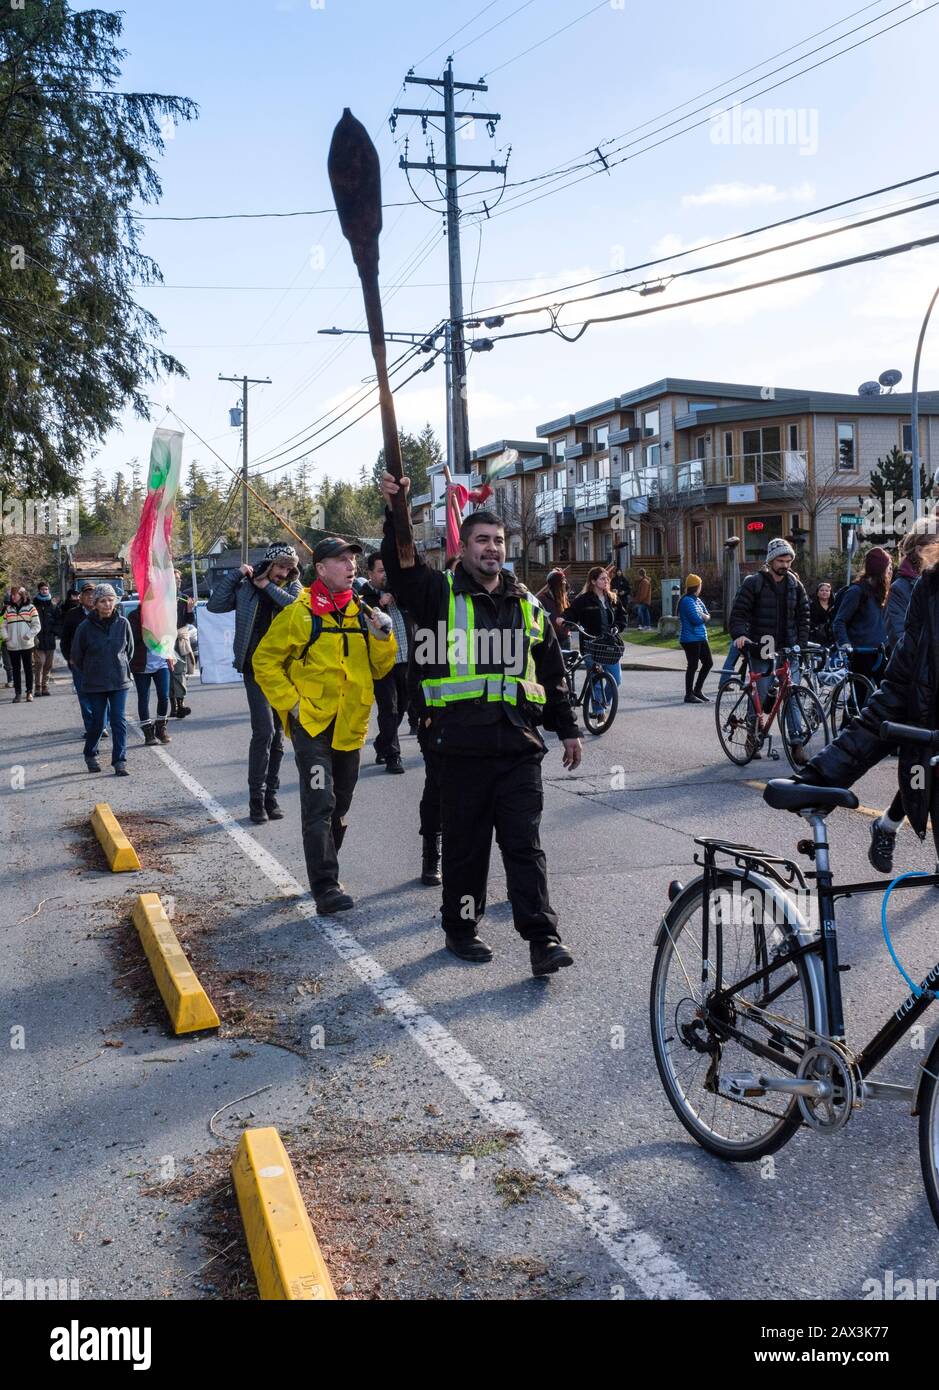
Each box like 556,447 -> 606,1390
128,427 -> 184,659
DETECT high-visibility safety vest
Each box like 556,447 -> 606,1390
421,571 -> 547,709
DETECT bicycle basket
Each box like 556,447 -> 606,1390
582,634 -> 624,665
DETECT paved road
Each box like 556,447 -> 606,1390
3,651 -> 938,1299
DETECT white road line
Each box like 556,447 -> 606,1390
156,744 -> 709,1300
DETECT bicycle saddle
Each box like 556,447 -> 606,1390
763,779 -> 859,813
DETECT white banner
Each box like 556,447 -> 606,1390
196,607 -> 242,685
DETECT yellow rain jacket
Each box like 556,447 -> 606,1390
251,586 -> 397,751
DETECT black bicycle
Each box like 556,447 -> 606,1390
558,619 -> 621,735
650,720 -> 939,1228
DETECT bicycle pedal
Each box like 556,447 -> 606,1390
717,1071 -> 766,1100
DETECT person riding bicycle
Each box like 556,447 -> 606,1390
727,537 -> 811,763
799,528 -> 939,876
567,567 -> 624,697
832,546 -> 891,690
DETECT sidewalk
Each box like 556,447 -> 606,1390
619,638 -> 687,673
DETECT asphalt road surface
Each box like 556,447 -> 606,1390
3,650 -> 938,1300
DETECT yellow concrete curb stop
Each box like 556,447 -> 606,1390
91,802 -> 141,872
232,1127 -> 336,1300
131,892 -> 220,1034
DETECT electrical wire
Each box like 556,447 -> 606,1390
483,0 -> 610,77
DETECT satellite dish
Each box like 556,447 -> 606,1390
857,381 -> 882,398
879,368 -> 903,391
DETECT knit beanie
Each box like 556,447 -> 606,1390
863,545 -> 892,577
766,538 -> 795,563
264,542 -> 299,566
685,573 -> 703,592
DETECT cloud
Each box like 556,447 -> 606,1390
682,181 -> 815,208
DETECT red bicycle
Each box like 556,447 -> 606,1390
715,643 -> 829,772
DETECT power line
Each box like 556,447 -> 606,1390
461,168 -> 939,321
483,0 -> 610,77
488,233 -> 939,346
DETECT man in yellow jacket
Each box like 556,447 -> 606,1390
252,536 -> 397,913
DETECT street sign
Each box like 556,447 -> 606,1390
840,513 -> 864,526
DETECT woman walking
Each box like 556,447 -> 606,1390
1,586 -> 41,702
536,569 -> 572,651
70,584 -> 134,775
809,580 -> 835,646
634,568 -> 653,629
832,546 -> 892,687
128,604 -> 173,747
677,573 -> 713,704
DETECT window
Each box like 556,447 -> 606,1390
643,408 -> 660,437
594,424 -> 609,451
694,434 -> 707,461
693,522 -> 711,562
553,439 -> 567,464
580,530 -> 592,561
597,454 -> 610,481
723,431 -> 734,479
837,421 -> 856,471
623,448 -> 634,472
902,423 -> 924,455
788,423 -> 799,451
743,426 -> 782,482
645,443 -> 661,469
743,514 -> 783,563
537,471 -> 550,492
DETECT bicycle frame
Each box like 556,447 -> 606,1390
697,814 -> 939,1105
563,649 -> 607,711
743,655 -> 793,736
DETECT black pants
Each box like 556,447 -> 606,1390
9,648 -> 33,696
439,752 -> 559,943
417,723 -> 442,838
849,649 -> 885,705
681,640 -> 713,698
244,665 -> 284,797
374,664 -> 408,760
289,714 -> 361,897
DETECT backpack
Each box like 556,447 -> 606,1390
299,605 -> 370,662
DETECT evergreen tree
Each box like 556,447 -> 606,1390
866,444 -> 934,542
372,422 -> 442,496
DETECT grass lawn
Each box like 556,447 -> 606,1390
624,626 -> 733,656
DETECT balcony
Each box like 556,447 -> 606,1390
565,441 -> 595,460
533,486 -> 574,535
609,425 -> 641,446
678,450 -> 807,497
573,478 -> 619,520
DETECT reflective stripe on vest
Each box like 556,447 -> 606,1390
421,572 -> 546,708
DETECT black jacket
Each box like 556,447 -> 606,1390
729,569 -> 810,651
809,597 -> 834,647
804,567 -> 939,837
32,596 -> 58,651
70,609 -> 135,692
381,511 -> 579,756
60,603 -> 91,662
567,590 -> 622,639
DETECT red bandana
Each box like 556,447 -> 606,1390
309,578 -> 352,614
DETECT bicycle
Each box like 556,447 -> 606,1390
649,720 -> 939,1229
714,642 -> 829,773
802,642 -> 875,735
558,619 -> 621,735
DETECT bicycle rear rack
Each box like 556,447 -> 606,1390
694,837 -> 808,892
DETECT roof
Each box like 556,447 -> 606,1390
673,390 -> 939,430
536,378 -> 819,435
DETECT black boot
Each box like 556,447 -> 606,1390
141,721 -> 157,746
264,793 -> 284,820
249,796 -> 268,824
530,938 -> 574,976
421,834 -> 441,886
445,933 -> 493,963
154,719 -> 171,743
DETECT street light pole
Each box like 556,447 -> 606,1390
911,283 -> 939,521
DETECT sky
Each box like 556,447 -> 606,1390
82,0 -> 939,494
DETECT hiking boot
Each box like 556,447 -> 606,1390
25,693 -> 33,702
530,938 -> 574,977
315,886 -> 354,914
421,834 -> 441,886
868,819 -> 896,874
114,762 -> 129,777
85,756 -> 101,773
445,934 -> 493,963
176,700 -> 192,718
264,795 -> 284,820
375,752 -> 386,765
385,758 -> 405,774
249,797 -> 268,824
154,719 -> 171,744
141,722 -> 158,746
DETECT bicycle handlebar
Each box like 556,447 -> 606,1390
880,721 -> 939,748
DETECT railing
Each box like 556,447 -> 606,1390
675,451 -> 808,489
574,478 -> 617,512
533,486 -> 572,534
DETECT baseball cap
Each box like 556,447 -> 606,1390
311,536 -> 362,563
79,580 -> 96,592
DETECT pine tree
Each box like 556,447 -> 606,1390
866,445 -> 934,542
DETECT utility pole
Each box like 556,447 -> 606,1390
395,60 -> 505,475
178,497 -> 202,601
219,372 -> 271,562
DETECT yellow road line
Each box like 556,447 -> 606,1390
232,1128 -> 337,1301
131,893 -> 219,1034
743,779 -> 881,818
91,802 -> 141,872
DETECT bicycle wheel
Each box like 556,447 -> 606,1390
714,677 -> 757,765
918,1034 -> 939,1232
828,673 -> 875,734
650,872 -> 815,1160
779,686 -> 829,772
581,668 -> 618,735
